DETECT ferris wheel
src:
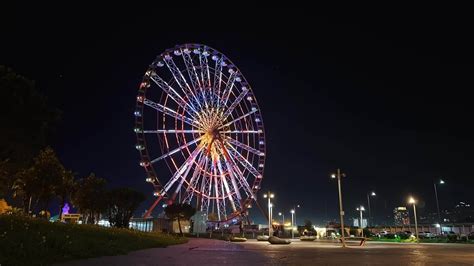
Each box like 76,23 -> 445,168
134,44 -> 265,222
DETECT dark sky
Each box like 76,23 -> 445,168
2,8 -> 473,225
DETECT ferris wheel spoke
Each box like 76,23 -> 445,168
197,156 -> 211,212
226,143 -> 262,179
221,87 -> 249,121
221,71 -> 237,107
212,162 -> 222,221
219,176 -> 227,219
182,152 -> 206,203
219,108 -> 258,129
199,49 -> 211,88
164,56 -> 202,109
143,129 -> 203,134
216,159 -> 237,212
213,57 -> 224,108
149,71 -> 198,116
219,142 -> 255,199
170,154 -> 195,201
220,130 -> 263,134
182,50 -> 207,106
160,146 -> 203,196
143,99 -> 198,127
225,137 -> 263,156
150,136 -> 204,164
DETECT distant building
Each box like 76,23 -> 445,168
453,201 -> 474,222
393,207 -> 410,225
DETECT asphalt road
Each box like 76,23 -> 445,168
61,238 -> 474,265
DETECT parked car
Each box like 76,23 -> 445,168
396,231 -> 413,239
377,230 -> 390,237
419,231 -> 436,238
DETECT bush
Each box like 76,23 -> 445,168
447,234 -> 458,242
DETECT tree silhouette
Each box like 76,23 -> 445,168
55,170 -> 76,219
106,188 -> 145,228
72,173 -> 107,224
165,203 -> 196,236
0,66 -> 60,177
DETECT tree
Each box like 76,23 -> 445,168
106,188 -> 145,228
12,166 -> 39,214
72,173 -> 107,224
304,219 -> 316,235
55,170 -> 76,219
164,203 -> 196,236
0,66 -> 60,185
11,147 -> 70,216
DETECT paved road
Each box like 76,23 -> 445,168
61,238 -> 474,265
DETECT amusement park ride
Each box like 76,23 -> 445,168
134,44 -> 266,224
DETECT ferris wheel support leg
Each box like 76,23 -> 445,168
254,199 -> 269,222
144,195 -> 164,218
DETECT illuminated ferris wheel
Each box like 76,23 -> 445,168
134,44 -> 266,222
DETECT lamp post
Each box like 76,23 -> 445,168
409,197 -> 419,240
293,204 -> 300,228
278,212 -> 285,225
366,191 -> 376,227
433,179 -> 445,230
263,192 -> 274,236
331,169 -> 346,247
356,206 -> 365,237
290,209 -> 295,239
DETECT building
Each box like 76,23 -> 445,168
453,201 -> 474,222
393,207 -> 410,225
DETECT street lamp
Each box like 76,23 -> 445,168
331,169 -> 347,247
263,192 -> 274,236
292,204 -> 301,228
278,212 -> 285,225
366,191 -> 376,227
356,206 -> 365,237
408,197 -> 419,240
433,179 -> 445,231
290,209 -> 295,239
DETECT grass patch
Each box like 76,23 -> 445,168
0,215 -> 187,266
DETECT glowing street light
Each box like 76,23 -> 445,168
278,212 -> 285,225
366,191 -> 376,227
331,169 -> 347,247
290,209 -> 295,239
433,179 -> 445,230
263,192 -> 274,236
408,196 -> 419,240
356,206 -> 365,237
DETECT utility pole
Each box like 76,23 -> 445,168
331,169 -> 346,247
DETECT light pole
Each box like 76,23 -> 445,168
331,169 -> 346,247
290,209 -> 295,239
263,192 -> 274,236
356,206 -> 365,237
433,179 -> 445,228
409,197 -> 419,240
293,204 -> 300,228
366,191 -> 376,227
278,212 -> 285,225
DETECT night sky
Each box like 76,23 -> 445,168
2,9 -> 473,225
